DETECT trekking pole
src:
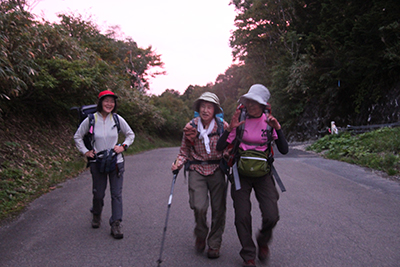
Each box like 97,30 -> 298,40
157,169 -> 179,267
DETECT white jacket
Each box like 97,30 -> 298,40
74,112 -> 135,163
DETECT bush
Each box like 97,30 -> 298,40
307,128 -> 400,176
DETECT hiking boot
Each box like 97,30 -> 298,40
91,214 -> 101,228
207,248 -> 220,259
195,237 -> 206,253
258,244 -> 269,263
243,259 -> 256,267
256,234 -> 270,263
110,221 -> 123,239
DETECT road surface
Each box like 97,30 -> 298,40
0,146 -> 399,266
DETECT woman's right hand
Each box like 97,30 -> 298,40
85,150 -> 95,158
171,161 -> 181,175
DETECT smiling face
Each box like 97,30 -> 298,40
101,96 -> 116,115
245,99 -> 264,117
199,101 -> 215,126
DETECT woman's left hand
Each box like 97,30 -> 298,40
266,113 -> 281,130
114,145 -> 125,154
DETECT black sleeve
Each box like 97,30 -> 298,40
275,129 -> 289,155
216,130 -> 231,151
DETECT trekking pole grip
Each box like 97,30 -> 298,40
172,159 -> 179,175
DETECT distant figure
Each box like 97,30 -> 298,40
331,121 -> 339,134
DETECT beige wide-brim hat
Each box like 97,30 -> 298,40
239,84 -> 270,106
193,92 -> 222,113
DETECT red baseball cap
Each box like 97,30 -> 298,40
98,90 -> 118,99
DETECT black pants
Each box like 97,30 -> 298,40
231,173 -> 279,261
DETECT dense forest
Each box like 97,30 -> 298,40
1,0 -> 400,140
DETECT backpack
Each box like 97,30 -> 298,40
71,104 -> 121,164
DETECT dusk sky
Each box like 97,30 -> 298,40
31,0 -> 237,95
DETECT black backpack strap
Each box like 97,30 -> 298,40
266,124 -> 273,156
88,113 -> 95,128
112,113 -> 121,133
88,113 -> 96,149
231,108 -> 247,158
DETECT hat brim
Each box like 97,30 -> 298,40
99,94 -> 118,100
193,100 -> 222,114
239,94 -> 267,106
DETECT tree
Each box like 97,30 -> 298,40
227,0 -> 400,140
122,39 -> 165,92
230,0 -> 295,84
293,0 -> 400,125
150,90 -> 190,138
0,0 -> 38,111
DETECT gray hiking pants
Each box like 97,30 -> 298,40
90,161 -> 125,225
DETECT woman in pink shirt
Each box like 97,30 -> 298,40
217,84 -> 288,267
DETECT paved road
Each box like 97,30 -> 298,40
1,147 -> 400,267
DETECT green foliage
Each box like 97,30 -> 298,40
380,21 -> 400,64
230,0 -> 294,87
123,39 -> 166,91
0,1 -> 38,107
0,4 -> 165,122
150,90 -> 191,138
307,127 -> 400,176
227,0 -> 314,127
117,89 -> 166,135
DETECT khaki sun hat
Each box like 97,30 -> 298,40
239,84 -> 270,106
193,92 -> 222,114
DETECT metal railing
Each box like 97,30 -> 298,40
344,121 -> 400,134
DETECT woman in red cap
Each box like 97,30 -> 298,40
74,90 -> 135,239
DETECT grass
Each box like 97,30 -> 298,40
307,127 -> 400,177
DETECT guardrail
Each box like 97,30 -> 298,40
344,121 -> 400,134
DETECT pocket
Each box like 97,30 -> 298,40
238,150 -> 270,177
117,162 -> 125,178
